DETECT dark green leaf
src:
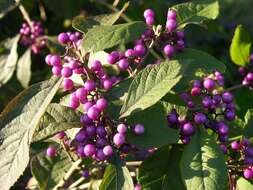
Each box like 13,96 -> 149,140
138,145 -> 185,190
0,0 -> 17,19
230,25 -> 252,67
180,128 -> 227,190
31,148 -> 72,190
33,103 -> 81,142
120,60 -> 182,118
0,77 -> 62,190
0,35 -> 20,87
172,0 -> 219,29
99,164 -> 134,190
82,21 -> 147,52
126,101 -> 183,148
17,48 -> 32,88
242,109 -> 253,137
72,2 -> 129,33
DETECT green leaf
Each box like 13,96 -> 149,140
32,103 -> 81,142
17,48 -> 32,88
120,60 -> 182,118
0,0 -> 18,19
126,101 -> 182,148
242,109 -> 253,137
180,128 -> 227,190
237,177 -> 253,190
31,148 -> 72,190
174,48 -> 226,90
0,35 -> 20,87
172,0 -> 219,29
72,2 -> 129,33
106,79 -> 132,119
0,77 -> 62,190
82,21 -> 147,52
99,164 -> 134,190
230,25 -> 252,67
138,145 -> 185,190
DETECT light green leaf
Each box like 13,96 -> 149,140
126,101 -> 182,148
32,103 -> 81,142
237,177 -> 253,190
82,21 -> 147,52
172,0 -> 219,29
0,35 -> 20,87
17,48 -> 32,88
180,128 -> 227,190
138,145 -> 185,190
230,25 -> 251,67
99,164 -> 134,190
72,2 -> 129,33
31,148 -> 72,190
0,77 -> 62,190
120,60 -> 182,118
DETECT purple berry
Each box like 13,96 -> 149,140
52,66 -> 62,76
244,168 -> 253,179
246,147 -> 253,157
113,133 -> 125,146
134,124 -> 145,135
86,125 -> 96,136
225,110 -> 235,121
84,80 -> 96,92
218,122 -> 229,136
58,32 -> 69,44
75,88 -> 87,102
118,58 -> 129,70
96,126 -> 107,137
145,16 -> 155,26
91,60 -> 102,71
117,124 -> 127,134
231,141 -> 240,151
144,9 -> 155,18
96,138 -> 107,148
167,9 -> 177,19
80,114 -> 92,125
219,144 -> 228,154
191,87 -> 201,96
166,19 -> 177,32
181,136 -> 191,144
103,145 -> 113,156
75,130 -> 87,142
95,149 -> 106,161
203,78 -> 215,90
69,60 -> 79,69
96,98 -> 107,111
45,54 -> 52,65
62,79 -> 74,91
103,79 -> 113,90
163,44 -> 174,57
134,184 -> 142,190
242,138 -> 250,147
83,144 -> 96,157
222,92 -> 233,103
69,98 -> 79,109
87,106 -> 100,120
244,157 -> 253,165
181,123 -> 195,136
246,72 -> 253,82
77,145 -> 85,157
82,170 -> 90,178
107,52 -> 118,64
83,101 -> 94,112
46,146 -> 56,157
50,55 -> 61,66
61,67 -> 73,78
55,131 -> 66,139
194,113 -> 207,125
134,44 -> 146,56
202,96 -> 212,108
125,49 -> 136,58
167,111 -> 178,125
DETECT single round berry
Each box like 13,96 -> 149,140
167,111 -> 178,125
87,106 -> 100,120
145,16 -> 155,26
62,79 -> 74,91
166,19 -> 177,32
80,114 -> 92,125
244,157 -> 253,165
91,60 -> 102,71
219,144 -> 228,154
96,149 -> 106,161
52,66 -> 62,76
103,145 -> 113,156
246,147 -> 253,157
134,184 -> 142,190
69,98 -> 79,109
225,110 -> 235,121
167,9 -> 177,19
96,98 -> 108,111
134,44 -> 146,56
82,170 -> 90,178
117,124 -> 127,134
163,44 -> 174,57
144,9 -> 155,18
231,141 -> 240,151
61,67 -> 73,78
113,133 -> 125,146
69,60 -> 79,69
191,87 -> 201,96
77,145 -> 85,157
181,123 -> 195,136
86,125 -> 96,136
83,101 -> 94,112
75,130 -> 87,142
55,131 -> 66,139
50,55 -> 61,66
203,78 -> 215,90
218,122 -> 229,136
134,124 -> 145,135
84,80 -> 96,92
103,79 -> 113,90
181,136 -> 191,144
75,88 -> 87,102
83,144 -> 96,157
96,126 -> 107,137
58,32 -> 69,44
107,52 -> 118,64
244,168 -> 253,179
194,113 -> 207,125
46,146 -> 56,157
45,54 -> 52,65
118,58 -> 129,70
125,49 -> 136,58
222,92 -> 233,103
202,96 -> 212,108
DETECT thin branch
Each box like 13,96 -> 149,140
225,84 -> 244,92
16,0 -> 32,27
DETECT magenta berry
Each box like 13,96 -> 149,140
58,32 -> 69,44
144,9 -> 155,18
145,16 -> 155,26
96,98 -> 107,111
87,106 -> 100,120
166,19 -> 177,32
244,168 -> 253,179
46,146 -> 56,157
52,66 -> 62,76
181,123 -> 194,136
117,124 -> 127,134
55,131 -> 66,139
118,58 -> 129,70
83,144 -> 96,157
103,145 -> 113,156
203,78 -> 215,90
84,80 -> 96,91
231,141 -> 240,151
91,60 -> 102,71
167,9 -> 177,19
163,44 -> 174,57
50,55 -> 61,66
61,67 -> 73,78
134,124 -> 145,135
62,79 -> 74,91
113,133 -> 125,146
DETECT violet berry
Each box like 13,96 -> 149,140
194,113 -> 207,125
117,124 -> 127,134
163,44 -> 174,57
166,19 -> 177,32
96,98 -> 108,111
61,67 -> 73,78
58,32 -> 69,44
113,133 -> 125,146
203,78 -> 215,90
134,124 -> 145,135
231,141 -> 240,151
62,79 -> 74,91
84,80 -> 96,92
244,168 -> 253,179
167,9 -> 177,19
46,146 -> 56,157
181,123 -> 195,136
87,106 -> 100,120
118,58 -> 129,70
82,170 -> 90,178
83,144 -> 96,157
144,9 -> 155,18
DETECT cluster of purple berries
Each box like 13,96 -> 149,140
238,54 -> 253,90
220,138 -> 253,180
167,71 -> 235,144
19,21 -> 47,54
